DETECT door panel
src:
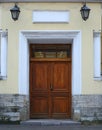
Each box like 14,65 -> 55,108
52,62 -> 70,91
51,96 -> 70,118
51,61 -> 71,118
52,97 -> 68,113
31,62 -> 49,91
30,62 -> 50,118
30,97 -> 49,118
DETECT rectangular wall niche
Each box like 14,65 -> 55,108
33,10 -> 69,23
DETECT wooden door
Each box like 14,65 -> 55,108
30,44 -> 72,119
50,61 -> 71,118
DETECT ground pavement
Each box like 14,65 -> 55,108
0,119 -> 102,130
0,124 -> 102,130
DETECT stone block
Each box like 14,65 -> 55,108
3,112 -> 20,121
73,109 -> 81,121
0,94 -> 29,121
72,95 -> 102,121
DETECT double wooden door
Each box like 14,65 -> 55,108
30,60 -> 71,119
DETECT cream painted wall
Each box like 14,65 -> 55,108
0,3 -> 102,94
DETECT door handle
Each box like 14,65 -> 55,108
50,84 -> 53,91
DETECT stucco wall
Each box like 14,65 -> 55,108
0,2 -> 102,94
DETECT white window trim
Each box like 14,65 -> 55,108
19,30 -> 82,95
0,31 -> 8,80
93,31 -> 102,81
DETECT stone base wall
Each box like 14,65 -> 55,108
72,95 -> 102,121
0,94 -> 29,121
0,94 -> 102,121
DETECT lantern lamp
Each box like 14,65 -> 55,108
10,4 -> 20,21
80,3 -> 91,21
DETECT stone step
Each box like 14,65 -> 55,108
21,119 -> 81,126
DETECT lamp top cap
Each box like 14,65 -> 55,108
10,4 -> 20,12
80,4 -> 91,11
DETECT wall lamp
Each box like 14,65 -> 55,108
80,3 -> 91,21
10,4 -> 20,21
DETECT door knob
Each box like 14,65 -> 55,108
50,84 -> 53,91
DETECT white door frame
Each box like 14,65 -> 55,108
19,30 -> 82,95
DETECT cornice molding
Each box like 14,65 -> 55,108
0,0 -> 102,3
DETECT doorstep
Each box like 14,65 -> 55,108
21,119 -> 81,126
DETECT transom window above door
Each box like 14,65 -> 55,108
30,44 -> 71,59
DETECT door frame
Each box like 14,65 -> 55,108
19,30 -> 82,96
